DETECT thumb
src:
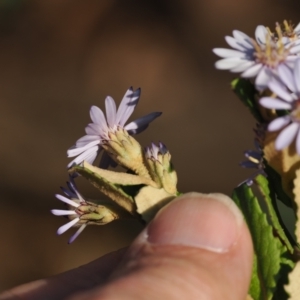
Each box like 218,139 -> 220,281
70,192 -> 253,300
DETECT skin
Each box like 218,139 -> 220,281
0,193 -> 253,300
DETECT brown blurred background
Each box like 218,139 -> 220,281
1,0 -> 300,292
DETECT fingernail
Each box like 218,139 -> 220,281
146,192 -> 244,253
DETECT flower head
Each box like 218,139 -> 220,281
51,176 -> 118,243
259,58 -> 300,154
213,24 -> 300,90
240,139 -> 266,186
67,87 -> 162,168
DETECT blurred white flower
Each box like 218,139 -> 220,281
67,87 -> 161,168
260,58 -> 300,154
213,25 -> 300,91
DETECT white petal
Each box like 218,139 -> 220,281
255,67 -> 271,90
290,44 -> 300,54
116,87 -> 140,126
90,106 -> 108,130
259,97 -> 292,110
241,63 -> 262,77
55,194 -> 80,207
225,36 -> 249,51
294,59 -> 300,94
212,48 -> 246,58
277,64 -> 296,92
232,30 -> 253,49
57,217 -> 80,235
125,112 -> 162,132
67,140 -> 100,157
215,57 -> 246,70
105,96 -> 117,127
68,224 -> 87,244
51,209 -> 77,216
83,150 -> 98,165
255,25 -> 268,45
67,145 -> 99,168
76,135 -> 100,147
268,79 -> 293,102
230,61 -> 255,72
296,129 -> 300,155
85,123 -> 103,135
268,116 -> 291,131
275,122 -> 299,150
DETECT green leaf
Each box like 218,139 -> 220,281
232,183 -> 290,300
254,174 -> 294,253
231,78 -> 264,123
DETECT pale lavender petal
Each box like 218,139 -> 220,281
290,44 -> 300,54
67,140 -> 100,157
51,209 -> 77,216
212,48 -> 246,58
116,87 -> 140,126
85,123 -> 104,135
275,122 -> 299,150
241,63 -> 262,77
105,96 -> 117,127
296,129 -> 300,155
268,116 -> 291,131
90,106 -> 108,130
232,30 -> 253,48
255,25 -> 268,45
76,135 -> 100,147
57,217 -> 80,235
215,58 -> 246,70
55,194 -> 80,207
244,150 -> 261,160
225,36 -> 248,51
277,64 -> 296,92
293,59 -> 300,94
259,97 -> 292,110
84,150 -> 98,165
255,67 -> 271,90
268,79 -> 293,102
68,224 -> 87,244
231,61 -> 255,72
125,112 -> 162,132
67,145 -> 99,168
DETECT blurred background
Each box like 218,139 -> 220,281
1,0 -> 300,292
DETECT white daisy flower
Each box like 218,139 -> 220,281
259,58 -> 300,154
51,177 -> 87,243
213,24 -> 300,91
67,87 -> 162,168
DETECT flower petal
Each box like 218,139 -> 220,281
85,123 -> 103,135
293,59 -> 300,94
67,140 -> 100,157
231,61 -> 255,72
268,78 -> 294,102
241,63 -> 262,77
225,36 -> 249,51
277,64 -> 296,93
105,96 -> 117,127
68,224 -> 87,244
90,106 -> 108,130
232,30 -> 253,48
55,194 -> 80,207
275,122 -> 299,150
255,25 -> 268,45
259,97 -> 292,110
255,67 -> 271,90
212,48 -> 246,58
125,112 -> 162,132
67,145 -> 99,168
268,116 -> 291,131
116,87 -> 141,126
57,217 -> 80,235
51,209 -> 77,216
76,135 -> 100,147
215,57 -> 246,70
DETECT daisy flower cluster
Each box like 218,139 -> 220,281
51,87 -> 174,243
214,21 -> 300,184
